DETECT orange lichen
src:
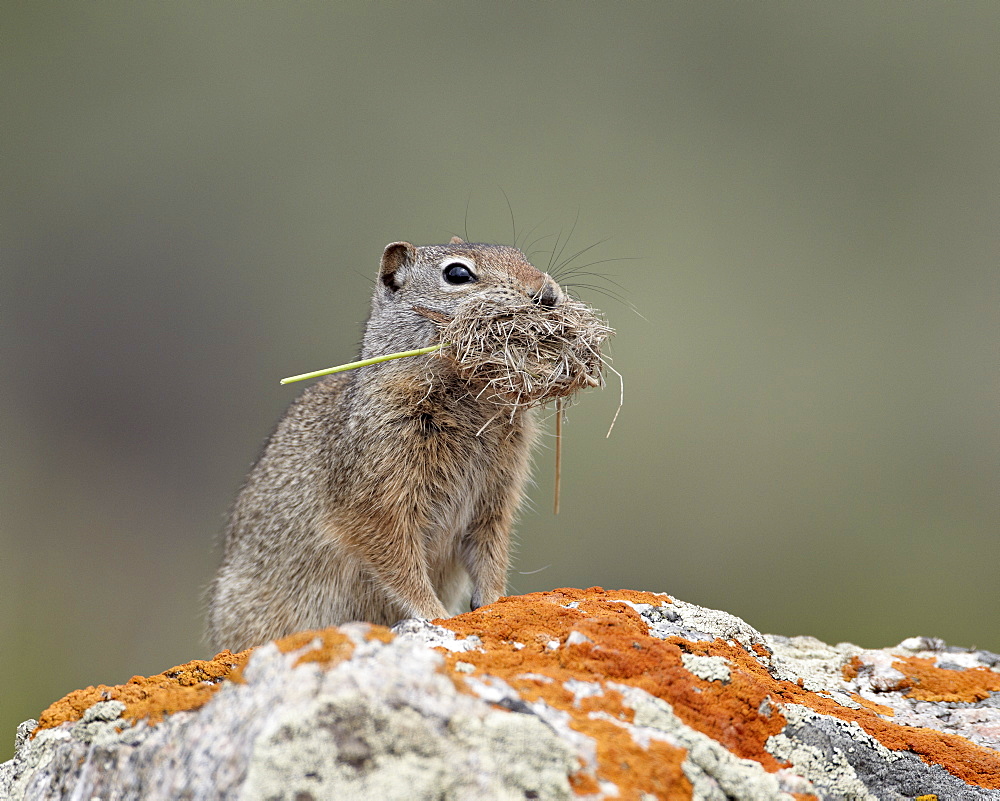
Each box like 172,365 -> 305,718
31,625 -> 383,737
893,655 -> 1000,703
847,692 -> 894,717
568,771 -> 601,796
441,588 -> 785,794
520,676 -> 690,797
34,650 -> 250,733
509,668 -> 690,796
677,640 -> 1000,788
26,587 -> 1000,796
842,655 -> 863,681
364,625 -> 396,644
275,626 -> 357,668
439,587 -> 1000,792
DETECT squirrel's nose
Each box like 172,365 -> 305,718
532,277 -> 563,308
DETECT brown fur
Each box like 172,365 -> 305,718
207,239 -> 563,652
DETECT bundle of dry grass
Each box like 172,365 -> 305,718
428,294 -> 614,411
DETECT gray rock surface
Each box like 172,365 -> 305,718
3,588 -> 1000,799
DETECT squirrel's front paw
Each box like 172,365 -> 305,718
470,591 -> 500,612
416,602 -> 451,621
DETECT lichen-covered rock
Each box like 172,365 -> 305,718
4,588 -> 1000,799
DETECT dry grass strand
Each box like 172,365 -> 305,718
429,295 -> 614,411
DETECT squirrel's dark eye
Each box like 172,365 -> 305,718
442,262 -> 476,285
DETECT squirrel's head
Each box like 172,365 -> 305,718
378,237 -> 562,310
364,237 -> 610,403
369,237 -> 564,351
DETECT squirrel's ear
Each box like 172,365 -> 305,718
449,236 -> 465,245
379,241 -> 416,292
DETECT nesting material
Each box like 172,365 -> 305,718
430,294 -> 614,410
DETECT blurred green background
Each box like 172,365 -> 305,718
3,3 -> 998,759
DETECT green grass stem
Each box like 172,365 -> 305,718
280,344 -> 445,385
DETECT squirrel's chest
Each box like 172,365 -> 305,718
340,384 -> 538,517
401,404 -> 534,500
408,408 -> 524,479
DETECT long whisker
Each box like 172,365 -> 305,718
500,187 -> 516,248
554,256 -> 640,284
520,219 -> 553,253
550,237 -> 612,279
562,284 -> 645,319
557,270 -> 631,294
546,209 -> 580,274
561,282 -> 630,303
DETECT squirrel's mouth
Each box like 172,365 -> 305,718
412,296 -> 612,410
